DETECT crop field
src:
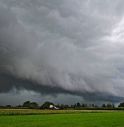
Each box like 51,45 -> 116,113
0,109 -> 124,127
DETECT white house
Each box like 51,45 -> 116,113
49,104 -> 59,110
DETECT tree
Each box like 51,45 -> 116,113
76,102 -> 81,107
40,102 -> 54,109
30,102 -> 39,109
6,105 -> 12,108
82,104 -> 87,107
106,103 -> 114,108
102,104 -> 106,108
118,102 -> 124,107
23,101 -> 31,107
22,101 -> 39,109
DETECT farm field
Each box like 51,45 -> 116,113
0,109 -> 124,127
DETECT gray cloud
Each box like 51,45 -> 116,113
0,0 -> 124,103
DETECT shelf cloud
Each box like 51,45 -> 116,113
0,0 -> 124,103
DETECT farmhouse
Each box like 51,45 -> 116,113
49,105 -> 59,110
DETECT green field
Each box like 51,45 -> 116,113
0,109 -> 124,127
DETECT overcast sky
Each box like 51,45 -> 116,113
0,0 -> 124,105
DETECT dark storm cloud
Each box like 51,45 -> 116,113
0,0 -> 124,102
0,73 -> 123,103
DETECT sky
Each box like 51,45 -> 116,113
0,0 -> 124,105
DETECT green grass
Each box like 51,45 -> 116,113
0,110 -> 124,127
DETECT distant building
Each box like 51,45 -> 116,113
49,104 -> 59,110
49,105 -> 54,109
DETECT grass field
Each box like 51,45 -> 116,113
0,109 -> 124,127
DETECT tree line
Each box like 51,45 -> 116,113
1,101 -> 124,110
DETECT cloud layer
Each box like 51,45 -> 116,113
1,0 -> 124,102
